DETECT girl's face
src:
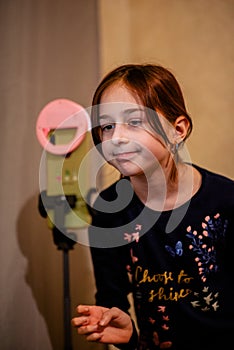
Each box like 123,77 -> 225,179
98,83 -> 174,178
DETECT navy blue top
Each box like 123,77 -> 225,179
89,165 -> 234,350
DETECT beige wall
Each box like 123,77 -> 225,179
98,0 -> 234,180
0,1 -> 105,350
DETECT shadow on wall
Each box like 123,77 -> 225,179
17,194 -> 64,349
17,194 -> 107,350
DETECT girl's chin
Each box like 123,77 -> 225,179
111,163 -> 143,177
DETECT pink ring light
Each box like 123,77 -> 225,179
36,99 -> 89,155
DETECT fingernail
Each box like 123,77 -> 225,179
99,319 -> 105,326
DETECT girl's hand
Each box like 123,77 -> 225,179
71,304 -> 133,344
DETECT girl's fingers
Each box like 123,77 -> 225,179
99,307 -> 121,326
76,305 -> 90,315
77,323 -> 100,335
86,332 -> 104,342
71,316 -> 89,327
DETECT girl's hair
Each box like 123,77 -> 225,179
91,63 -> 193,181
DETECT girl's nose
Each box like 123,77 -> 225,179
111,123 -> 129,145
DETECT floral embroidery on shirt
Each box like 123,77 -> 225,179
186,213 -> 228,282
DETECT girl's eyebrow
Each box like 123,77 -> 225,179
99,115 -> 113,122
99,107 -> 145,121
123,107 -> 145,116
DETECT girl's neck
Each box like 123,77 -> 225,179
129,163 -> 202,211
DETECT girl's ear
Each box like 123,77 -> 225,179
173,116 -> 190,142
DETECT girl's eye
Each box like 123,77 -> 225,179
101,123 -> 115,132
128,119 -> 142,127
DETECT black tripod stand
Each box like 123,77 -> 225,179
39,191 -> 77,350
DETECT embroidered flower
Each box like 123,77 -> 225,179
186,213 -> 228,281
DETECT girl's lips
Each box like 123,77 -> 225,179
114,151 -> 139,161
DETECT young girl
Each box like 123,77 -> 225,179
71,64 -> 234,349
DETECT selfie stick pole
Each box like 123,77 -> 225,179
39,192 -> 77,350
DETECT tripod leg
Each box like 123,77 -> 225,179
63,249 -> 73,350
